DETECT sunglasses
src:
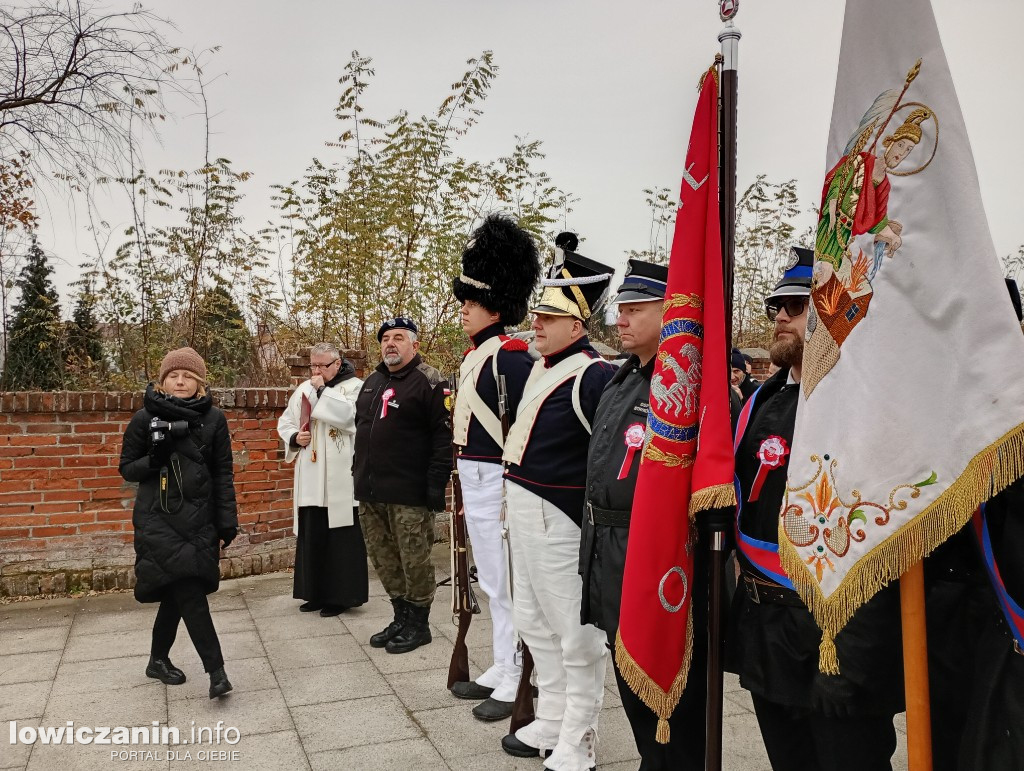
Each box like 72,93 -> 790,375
765,297 -> 809,321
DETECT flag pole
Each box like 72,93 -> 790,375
900,561 -> 933,771
706,7 -> 740,771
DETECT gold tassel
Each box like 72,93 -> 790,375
818,632 -> 839,675
779,420 -> 1024,673
689,483 -> 737,518
656,719 -> 670,743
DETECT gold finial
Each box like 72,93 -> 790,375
906,58 -> 922,86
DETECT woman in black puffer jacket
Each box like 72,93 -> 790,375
119,347 -> 238,699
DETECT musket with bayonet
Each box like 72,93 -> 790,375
447,373 -> 480,690
498,373 -> 537,732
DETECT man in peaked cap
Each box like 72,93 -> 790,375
579,259 -> 710,770
449,213 -> 541,721
727,245 -> 904,771
500,232 -> 618,771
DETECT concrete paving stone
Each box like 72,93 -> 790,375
78,593 -> 141,614
893,725 -> 908,770
69,609 -> 154,637
168,729 -> 310,770
245,594 -> 302,619
434,614 -> 493,656
291,694 -> 421,753
594,706 -> 641,765
277,660 -> 391,707
231,576 -> 295,601
43,683 -> 167,727
0,739 -> 32,770
308,737 -> 446,771
340,596 -> 398,624
49,656 -> 155,697
175,630 -> 265,669
206,590 -> 248,612
723,671 -> 744,693
413,703 -> 509,760
264,633 -> 366,672
894,711 -> 906,734
166,656 -> 275,702
61,629 -> 152,663
721,710 -> 773,771
25,742 -> 170,771
0,627 -> 68,656
724,687 -> 756,715
253,610 -> 347,643
0,651 -> 61,686
603,684 -> 622,708
207,610 -> 256,634
168,687 -> 292,738
383,667 -> 463,712
446,751 -> 547,771
599,762 -> 647,771
0,605 -> 74,633
0,681 -> 50,723
360,625 -> 462,675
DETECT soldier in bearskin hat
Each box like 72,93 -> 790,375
500,232 -> 618,770
449,213 -> 541,720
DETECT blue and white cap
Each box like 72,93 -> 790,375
613,259 -> 668,304
766,247 -> 813,305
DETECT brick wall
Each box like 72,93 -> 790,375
0,389 -> 297,598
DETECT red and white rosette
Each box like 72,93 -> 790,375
380,388 -> 395,419
618,423 -> 647,480
749,435 -> 789,502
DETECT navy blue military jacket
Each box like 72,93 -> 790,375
459,323 -> 533,464
504,336 -> 615,525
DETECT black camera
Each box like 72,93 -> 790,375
150,418 -> 189,444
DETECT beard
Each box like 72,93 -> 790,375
769,333 -> 804,369
383,351 -> 402,366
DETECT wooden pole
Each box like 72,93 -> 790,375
706,12 -> 741,771
900,561 -> 933,771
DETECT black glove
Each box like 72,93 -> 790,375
810,671 -> 860,719
219,527 -> 237,549
427,489 -> 447,513
149,437 -> 173,467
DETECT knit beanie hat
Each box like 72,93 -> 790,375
730,348 -> 746,372
158,347 -> 207,384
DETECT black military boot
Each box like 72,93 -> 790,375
385,604 -> 432,654
208,667 -> 233,699
369,597 -> 409,648
145,656 -> 186,685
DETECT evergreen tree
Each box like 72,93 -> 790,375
2,239 -> 67,390
65,270 -> 106,384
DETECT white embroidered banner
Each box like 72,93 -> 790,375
781,0 -> 1024,671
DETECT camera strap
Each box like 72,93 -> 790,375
158,456 -> 184,514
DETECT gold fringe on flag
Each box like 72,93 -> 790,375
688,482 -> 737,519
614,601 -> 694,744
779,420 -> 1024,674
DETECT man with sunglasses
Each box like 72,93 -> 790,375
727,247 -> 904,771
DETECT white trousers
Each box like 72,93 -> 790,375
458,458 -> 520,701
505,481 -> 608,745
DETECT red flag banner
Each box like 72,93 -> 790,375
615,66 -> 736,743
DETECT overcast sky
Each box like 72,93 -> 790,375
32,0 -> 1024,299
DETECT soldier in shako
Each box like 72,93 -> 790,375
500,233 -> 617,771
727,247 -> 904,771
449,213 -> 541,720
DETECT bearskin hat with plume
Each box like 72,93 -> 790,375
454,213 -> 541,326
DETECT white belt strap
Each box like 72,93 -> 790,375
453,336 -> 505,447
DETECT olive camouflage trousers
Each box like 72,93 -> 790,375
359,502 -> 436,608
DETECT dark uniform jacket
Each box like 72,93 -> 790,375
579,354 -> 653,643
738,372 -> 759,403
503,336 -> 615,524
726,367 -> 904,716
119,386 -> 238,603
353,354 -> 452,507
458,323 -> 533,464
931,480 -> 1024,771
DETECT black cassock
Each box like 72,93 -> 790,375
292,506 -> 369,608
